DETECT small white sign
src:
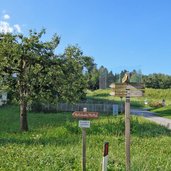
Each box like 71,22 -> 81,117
79,120 -> 90,128
113,104 -> 119,115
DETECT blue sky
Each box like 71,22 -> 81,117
0,0 -> 171,75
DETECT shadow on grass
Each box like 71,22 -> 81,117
87,97 -> 145,108
93,93 -> 109,97
154,108 -> 171,118
1,110 -> 171,146
65,116 -> 171,138
0,134 -> 80,146
0,110 -> 81,146
0,111 -> 74,133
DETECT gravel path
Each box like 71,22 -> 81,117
131,109 -> 171,130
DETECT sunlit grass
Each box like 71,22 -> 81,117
0,105 -> 171,170
151,106 -> 171,119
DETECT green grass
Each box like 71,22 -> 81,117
86,89 -> 145,108
151,106 -> 171,119
87,88 -> 171,121
0,105 -> 171,170
87,88 -> 171,109
145,88 -> 171,102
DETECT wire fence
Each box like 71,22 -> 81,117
31,102 -> 119,114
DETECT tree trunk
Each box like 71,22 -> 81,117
20,100 -> 28,131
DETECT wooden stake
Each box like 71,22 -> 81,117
82,128 -> 86,171
125,91 -> 130,171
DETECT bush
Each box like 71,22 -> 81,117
149,101 -> 163,108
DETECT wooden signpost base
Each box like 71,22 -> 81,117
82,128 -> 86,171
125,95 -> 130,171
110,82 -> 144,171
72,108 -> 99,171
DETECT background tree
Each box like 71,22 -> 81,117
63,45 -> 99,91
99,66 -> 108,89
78,54 -> 100,90
57,45 -> 88,102
113,73 -> 120,83
107,71 -> 115,87
130,69 -> 142,83
0,33 -> 92,131
143,73 -> 171,89
86,67 -> 99,90
0,30 -> 60,131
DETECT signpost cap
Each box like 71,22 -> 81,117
83,108 -> 87,112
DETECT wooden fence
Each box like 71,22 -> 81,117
32,102 -> 118,113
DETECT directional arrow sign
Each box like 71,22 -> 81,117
110,89 -> 144,97
110,83 -> 145,97
110,83 -> 145,90
110,90 -> 143,97
126,83 -> 145,90
109,83 -> 126,89
72,111 -> 99,119
127,90 -> 144,97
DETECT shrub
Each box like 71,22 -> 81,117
149,101 -> 163,108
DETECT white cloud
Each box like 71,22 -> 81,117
0,12 -> 21,34
0,21 -> 13,33
3,14 -> 10,20
14,24 -> 21,32
0,22 -> 21,34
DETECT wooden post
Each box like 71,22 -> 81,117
120,97 -> 124,113
82,128 -> 86,171
109,82 -> 144,171
82,107 -> 87,171
72,108 -> 99,171
125,89 -> 130,171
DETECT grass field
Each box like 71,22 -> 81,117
0,105 -> 171,170
87,88 -> 171,119
151,106 -> 171,119
87,88 -> 171,107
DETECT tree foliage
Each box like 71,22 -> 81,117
0,30 -> 90,131
0,29 -> 60,101
0,29 -> 60,131
143,73 -> 171,89
57,45 -> 88,102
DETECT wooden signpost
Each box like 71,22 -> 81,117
72,108 -> 99,171
110,83 -> 144,97
72,111 -> 99,119
110,81 -> 145,171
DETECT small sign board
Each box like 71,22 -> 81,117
0,92 -> 7,101
79,120 -> 90,128
72,111 -> 99,119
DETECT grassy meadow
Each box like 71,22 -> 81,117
87,88 -> 171,105
0,105 -> 171,170
151,106 -> 171,119
87,88 -> 171,118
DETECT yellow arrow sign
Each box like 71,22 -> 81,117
109,83 -> 145,90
